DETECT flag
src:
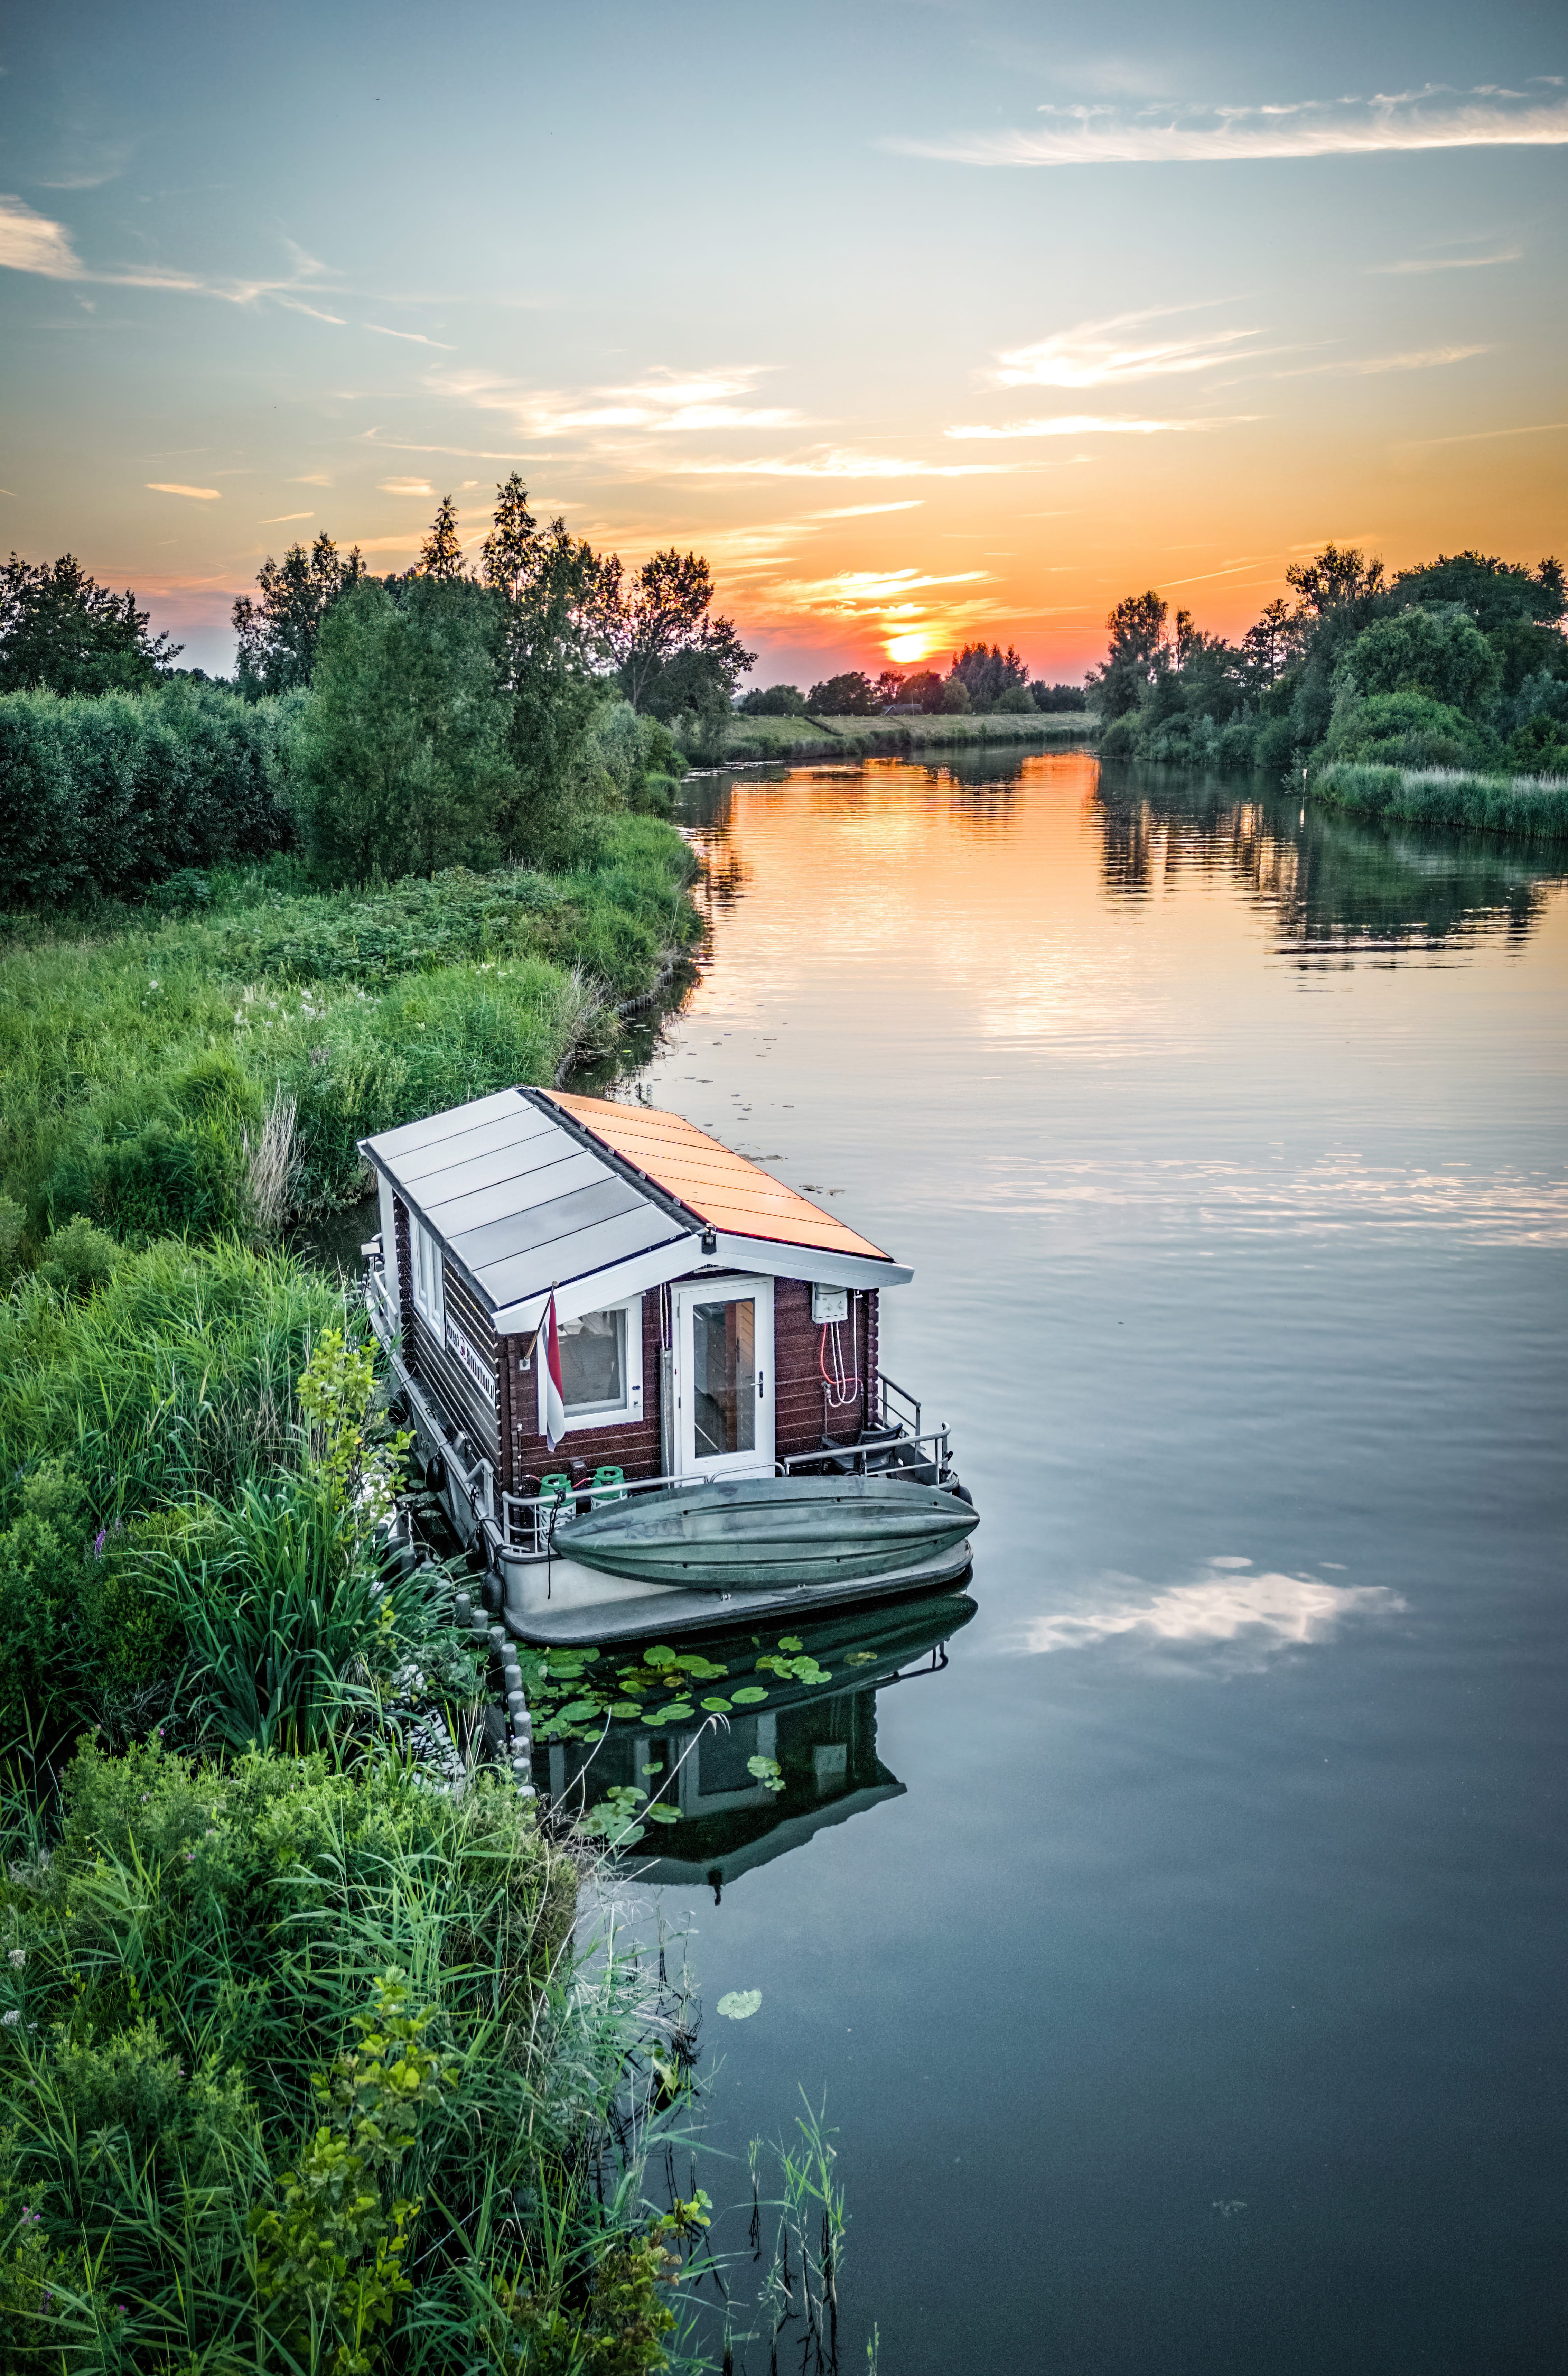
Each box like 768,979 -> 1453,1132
541,1291 -> 567,1451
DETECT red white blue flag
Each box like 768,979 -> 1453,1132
541,1291 -> 567,1451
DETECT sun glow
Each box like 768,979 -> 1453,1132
886,631 -> 932,662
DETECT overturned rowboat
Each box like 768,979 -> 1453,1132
359,1086 -> 978,1643
557,1475 -> 978,1590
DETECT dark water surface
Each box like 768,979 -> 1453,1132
606,751 -> 1568,2374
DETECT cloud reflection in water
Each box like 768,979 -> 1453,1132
1021,1565 -> 1403,1664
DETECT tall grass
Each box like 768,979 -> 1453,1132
0,1238 -> 341,1516
0,1736 -> 689,2372
0,816 -> 701,1243
1312,761 -> 1568,840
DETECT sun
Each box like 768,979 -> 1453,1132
885,632 -> 931,664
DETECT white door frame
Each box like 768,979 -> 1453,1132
671,1274 -> 774,1481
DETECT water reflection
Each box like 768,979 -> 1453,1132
1094,759 -> 1566,960
538,1593 -> 976,1898
1018,1563 -> 1403,1667
687,750 -> 1567,968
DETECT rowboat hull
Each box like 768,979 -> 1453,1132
554,1475 -> 978,1590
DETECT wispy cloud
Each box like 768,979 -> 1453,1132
378,477 -> 436,496
993,308 -> 1264,389
946,414 -> 1254,440
365,323 -> 455,349
0,195 -> 83,277
896,83 -> 1568,167
435,365 -> 798,439
1368,245 -> 1522,274
147,482 -> 220,499
805,500 -> 925,519
275,296 -> 348,326
669,446 -> 1022,479
261,511 -> 314,523
1347,344 -> 1491,372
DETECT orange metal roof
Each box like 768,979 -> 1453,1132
544,1090 -> 894,1262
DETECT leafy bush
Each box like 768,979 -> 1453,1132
1321,687 -> 1494,772
993,684 -> 1035,714
0,683 -> 297,908
1344,606 -> 1501,712
0,1737 -> 608,2372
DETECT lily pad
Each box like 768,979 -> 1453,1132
644,1645 -> 678,1666
777,1636 -> 803,1653
653,1700 -> 694,1723
699,1696 -> 732,1714
716,1989 -> 762,2020
730,1686 -> 768,1705
643,1803 -> 683,1826
556,1699 -> 601,1723
609,1701 -> 643,1720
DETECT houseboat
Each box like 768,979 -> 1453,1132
359,1086 -> 977,1644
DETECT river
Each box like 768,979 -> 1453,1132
602,749 -> 1567,2374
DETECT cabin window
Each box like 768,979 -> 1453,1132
540,1296 -> 643,1430
410,1215 -> 445,1332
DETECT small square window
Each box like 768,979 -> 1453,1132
410,1217 -> 444,1330
541,1297 -> 642,1430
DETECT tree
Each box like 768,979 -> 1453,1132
1030,681 -> 1090,712
896,668 -> 946,714
1392,550 -> 1566,632
293,578 -> 512,883
608,549 -> 754,722
805,671 -> 878,716
1284,543 -> 1386,619
1088,591 -> 1169,720
419,495 -> 465,581
1345,607 -> 1501,715
950,641 -> 1029,709
1241,597 -> 1293,687
480,483 -> 624,867
738,684 -> 808,716
0,553 -> 181,695
874,669 -> 906,706
233,535 -> 366,696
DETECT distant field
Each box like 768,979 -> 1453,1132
717,709 -> 1100,763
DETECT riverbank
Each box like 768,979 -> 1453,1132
718,708 -> 1098,764
0,813 -> 702,1264
1311,761 -> 1568,841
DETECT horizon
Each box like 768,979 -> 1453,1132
2,0 -> 1565,684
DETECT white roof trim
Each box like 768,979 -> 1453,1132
489,1228 -> 910,1335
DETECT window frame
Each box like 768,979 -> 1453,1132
409,1215 -> 445,1334
538,1293 -> 644,1434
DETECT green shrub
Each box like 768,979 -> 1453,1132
1344,606 -> 1502,712
0,684 -> 296,909
993,684 -> 1035,715
0,1737 -> 609,2371
1322,687 -> 1494,771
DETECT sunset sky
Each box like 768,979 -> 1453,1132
2,0 -> 1565,683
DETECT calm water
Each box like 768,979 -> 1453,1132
605,751 -> 1567,2375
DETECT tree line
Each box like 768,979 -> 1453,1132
741,641 -> 1088,720
1091,546 -> 1568,781
0,483 -> 755,903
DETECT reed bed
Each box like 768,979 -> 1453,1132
1312,762 -> 1568,840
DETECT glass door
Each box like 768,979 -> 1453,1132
672,1276 -> 774,1480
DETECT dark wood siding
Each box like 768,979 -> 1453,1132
503,1292 -> 663,1491
393,1194 -> 502,1479
774,1279 -> 871,1458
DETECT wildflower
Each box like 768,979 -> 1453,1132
93,1528 -> 106,1558
7,1949 -> 24,1969
2,2010 -> 20,2027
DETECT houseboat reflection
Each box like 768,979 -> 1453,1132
536,1591 -> 976,1898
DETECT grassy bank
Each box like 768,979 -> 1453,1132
718,708 -> 1098,764
0,815 -> 701,1252
1312,762 -> 1568,841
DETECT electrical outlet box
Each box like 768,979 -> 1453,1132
811,1284 -> 849,1324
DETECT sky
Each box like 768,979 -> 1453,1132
1,0 -> 1565,683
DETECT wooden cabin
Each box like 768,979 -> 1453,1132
360,1088 -> 930,1585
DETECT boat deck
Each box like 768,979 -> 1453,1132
506,1541 -> 974,1646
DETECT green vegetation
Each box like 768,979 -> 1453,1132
1311,763 -> 1568,840
0,818 -> 697,1251
722,706 -> 1096,762
1092,545 -> 1568,835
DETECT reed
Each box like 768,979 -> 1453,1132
1312,761 -> 1568,840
